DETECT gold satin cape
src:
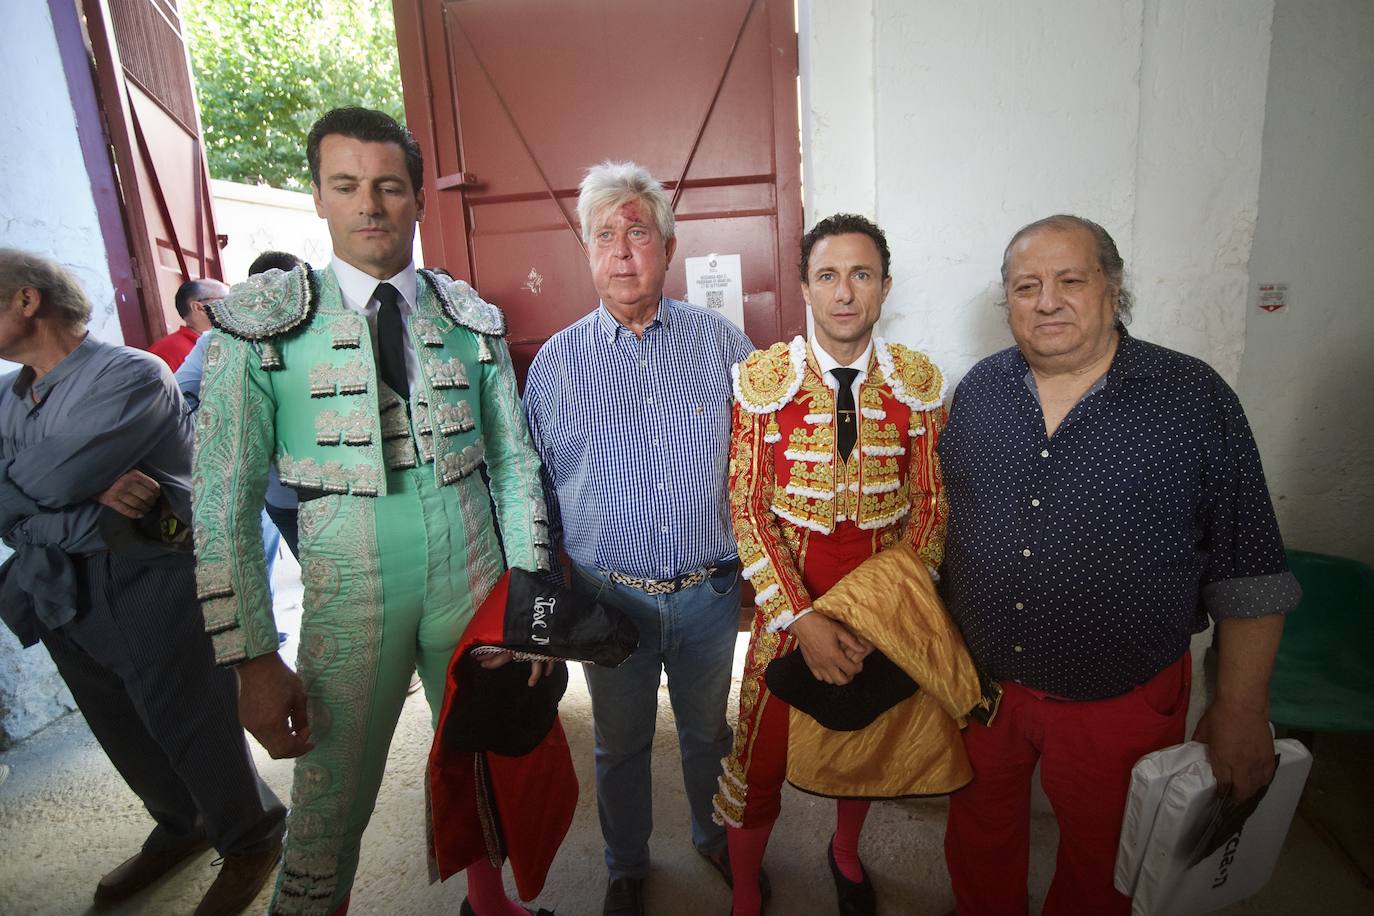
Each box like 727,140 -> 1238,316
786,543 -> 981,798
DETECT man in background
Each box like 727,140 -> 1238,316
149,277 -> 227,371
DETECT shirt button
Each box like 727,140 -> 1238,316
1014,645 -> 1024,653
1031,498 -> 1041,507
646,398 -> 653,406
1014,602 -> 1024,610
640,359 -> 648,367
661,525 -> 670,534
1022,548 -> 1032,558
1040,449 -> 1050,458
657,482 -> 665,491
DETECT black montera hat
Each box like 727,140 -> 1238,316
764,647 -> 918,732
486,568 -> 639,669
435,568 -> 640,758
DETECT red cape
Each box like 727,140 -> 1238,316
428,573 -> 579,900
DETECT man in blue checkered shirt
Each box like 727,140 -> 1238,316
523,161 -> 755,916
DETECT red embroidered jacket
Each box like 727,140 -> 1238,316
730,336 -> 948,629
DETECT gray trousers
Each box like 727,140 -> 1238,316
38,552 -> 285,856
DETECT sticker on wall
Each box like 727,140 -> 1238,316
685,253 -> 745,331
1256,282 -> 1288,313
523,268 -> 544,295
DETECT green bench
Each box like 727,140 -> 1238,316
1269,549 -> 1374,733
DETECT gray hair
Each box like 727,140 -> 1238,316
576,161 -> 675,246
0,248 -> 93,330
999,214 -> 1135,324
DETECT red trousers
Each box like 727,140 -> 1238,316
945,654 -> 1190,916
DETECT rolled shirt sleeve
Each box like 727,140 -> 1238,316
1198,379 -> 1302,619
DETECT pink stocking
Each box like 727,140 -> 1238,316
464,858 -> 527,915
727,824 -> 772,916
832,798 -> 872,882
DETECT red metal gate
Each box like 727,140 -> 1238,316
392,0 -> 805,378
83,0 -> 223,345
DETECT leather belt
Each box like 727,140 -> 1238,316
608,559 -> 738,596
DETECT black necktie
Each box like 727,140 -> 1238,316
373,282 -> 408,399
832,367 -> 859,461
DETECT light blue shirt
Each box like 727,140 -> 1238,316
524,298 -> 753,579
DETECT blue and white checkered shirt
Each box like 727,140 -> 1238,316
524,298 -> 754,579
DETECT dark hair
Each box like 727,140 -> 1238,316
1000,214 -> 1134,323
306,107 -> 423,193
248,250 -> 303,276
174,278 -> 223,319
800,213 -> 891,282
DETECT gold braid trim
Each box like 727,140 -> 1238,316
732,337 -> 806,414
875,338 -> 947,410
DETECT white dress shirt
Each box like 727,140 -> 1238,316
330,256 -> 421,391
811,336 -> 873,404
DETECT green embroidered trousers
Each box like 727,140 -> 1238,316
271,463 -> 506,914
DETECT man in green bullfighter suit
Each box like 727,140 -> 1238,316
192,108 -> 551,916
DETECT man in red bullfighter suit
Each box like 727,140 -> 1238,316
715,214 -> 948,916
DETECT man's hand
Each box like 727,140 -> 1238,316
787,612 -> 873,685
95,469 -> 160,519
237,653 -> 314,759
1193,699 -> 1276,802
1193,614 -> 1287,801
478,650 -> 556,687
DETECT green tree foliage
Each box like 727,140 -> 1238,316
184,0 -> 406,190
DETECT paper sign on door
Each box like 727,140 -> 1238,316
685,253 -> 745,331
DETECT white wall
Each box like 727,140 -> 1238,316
798,0 -> 877,221
800,0 -> 1274,388
1238,0 -> 1374,566
0,0 -> 106,745
0,0 -> 122,349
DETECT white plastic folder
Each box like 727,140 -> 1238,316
1115,738 -> 1311,915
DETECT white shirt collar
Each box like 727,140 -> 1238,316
810,336 -> 873,388
330,256 -> 418,315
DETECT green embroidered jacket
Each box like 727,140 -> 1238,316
192,264 -> 549,664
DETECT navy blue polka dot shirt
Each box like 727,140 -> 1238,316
938,329 -> 1301,700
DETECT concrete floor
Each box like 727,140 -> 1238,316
1,557 -> 1371,915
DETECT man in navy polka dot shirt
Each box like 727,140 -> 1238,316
938,215 -> 1301,916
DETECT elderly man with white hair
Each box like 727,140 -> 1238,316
523,161 -> 757,916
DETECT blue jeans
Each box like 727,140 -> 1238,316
572,560 -> 740,879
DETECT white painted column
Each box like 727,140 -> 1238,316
1131,0 -> 1275,382
870,0 -> 1145,378
1239,0 -> 1374,565
798,0 -> 878,224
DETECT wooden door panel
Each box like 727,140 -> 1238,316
83,0 -> 222,344
126,84 -> 215,333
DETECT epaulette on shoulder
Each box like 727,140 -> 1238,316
876,338 -> 947,411
732,336 -> 806,414
421,268 -> 506,337
206,265 -> 315,342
